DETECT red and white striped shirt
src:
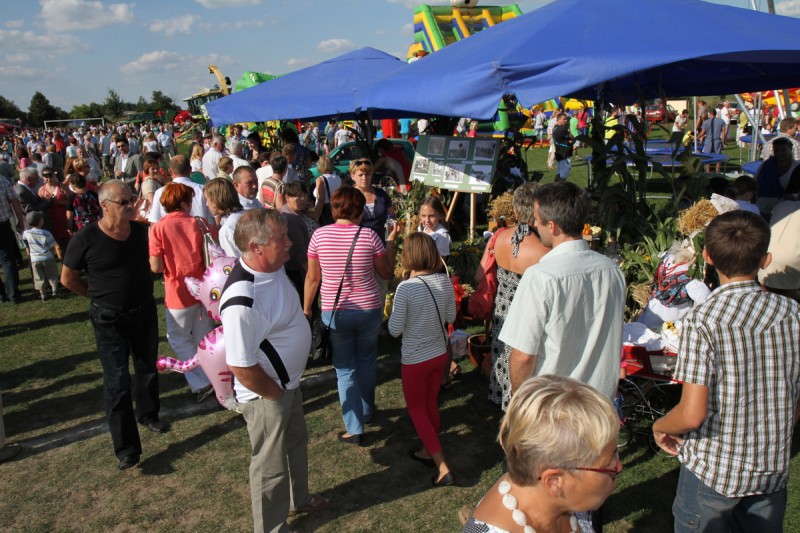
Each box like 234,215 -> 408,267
308,223 -> 385,311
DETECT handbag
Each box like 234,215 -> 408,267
468,227 -> 507,321
313,226 -> 363,360
418,276 -> 454,380
195,216 -> 218,269
319,176 -> 334,226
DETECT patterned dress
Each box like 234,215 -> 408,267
488,265 -> 523,410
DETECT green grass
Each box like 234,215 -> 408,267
1,135 -> 797,531
4,266 -> 800,532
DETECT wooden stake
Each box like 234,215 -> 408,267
445,191 -> 459,222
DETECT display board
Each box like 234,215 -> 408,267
411,136 -> 500,193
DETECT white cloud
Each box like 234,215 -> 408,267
120,50 -> 234,75
0,65 -> 43,80
219,20 -> 265,30
6,53 -> 31,63
287,57 -> 314,69
400,23 -> 414,36
195,19 -> 264,32
777,0 -> 800,16
315,38 -> 355,54
4,20 -> 24,28
150,15 -> 198,37
120,51 -> 184,73
196,0 -> 262,7
40,0 -> 134,32
0,29 -> 87,55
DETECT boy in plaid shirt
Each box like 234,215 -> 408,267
653,210 -> 800,532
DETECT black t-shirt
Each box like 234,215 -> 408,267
553,125 -> 573,160
63,222 -> 154,309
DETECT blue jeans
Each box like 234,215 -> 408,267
322,308 -> 382,436
674,465 -> 787,533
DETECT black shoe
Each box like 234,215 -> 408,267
337,431 -> 362,446
431,471 -> 455,487
408,449 -> 435,468
118,454 -> 140,470
141,419 -> 169,434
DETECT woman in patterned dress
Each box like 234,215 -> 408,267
488,183 -> 550,411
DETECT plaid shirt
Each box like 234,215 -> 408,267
676,280 -> 800,497
0,176 -> 19,223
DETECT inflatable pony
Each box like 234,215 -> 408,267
157,247 -> 238,410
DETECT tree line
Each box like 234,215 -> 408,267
0,89 -> 180,128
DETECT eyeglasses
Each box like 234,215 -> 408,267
539,453 -> 623,481
42,173 -> 54,177
105,198 -> 134,207
353,158 -> 371,164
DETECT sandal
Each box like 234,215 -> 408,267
289,494 -> 331,516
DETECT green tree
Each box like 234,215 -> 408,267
151,90 -> 178,111
135,96 -> 150,113
103,88 -> 125,118
28,91 -> 57,127
0,95 -> 25,121
71,102 -> 105,119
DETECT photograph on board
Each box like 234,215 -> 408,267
473,140 -> 497,161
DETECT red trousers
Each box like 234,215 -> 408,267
401,353 -> 448,456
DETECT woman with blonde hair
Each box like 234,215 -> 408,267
190,143 -> 204,174
313,154 -> 342,225
463,375 -> 621,533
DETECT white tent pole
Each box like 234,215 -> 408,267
734,94 -> 758,162
774,90 -> 786,120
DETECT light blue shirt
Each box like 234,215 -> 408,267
499,239 -> 626,399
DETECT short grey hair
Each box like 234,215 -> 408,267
234,208 -> 286,256
512,182 -> 539,226
212,134 -> 225,149
19,168 -> 39,183
227,139 -> 244,156
98,180 -> 131,203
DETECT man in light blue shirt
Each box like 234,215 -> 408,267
499,182 -> 625,401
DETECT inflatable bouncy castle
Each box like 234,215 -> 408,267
407,2 -> 522,59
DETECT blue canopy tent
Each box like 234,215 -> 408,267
357,0 -> 800,120
205,47 -> 411,124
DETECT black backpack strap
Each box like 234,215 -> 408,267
322,176 -> 331,202
259,338 -> 291,390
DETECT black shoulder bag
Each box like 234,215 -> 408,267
313,226 -> 363,360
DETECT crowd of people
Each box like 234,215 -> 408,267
1,115 -> 800,533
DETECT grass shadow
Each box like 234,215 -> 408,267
138,414 -> 245,476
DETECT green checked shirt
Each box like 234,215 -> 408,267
675,280 -> 800,497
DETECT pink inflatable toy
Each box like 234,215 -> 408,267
157,248 -> 239,410
157,326 -> 236,410
185,245 -> 237,322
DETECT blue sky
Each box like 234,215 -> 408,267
0,0 -> 789,112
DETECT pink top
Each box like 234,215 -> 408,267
149,211 -> 215,309
308,223 -> 385,311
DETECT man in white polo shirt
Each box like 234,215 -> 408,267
148,155 -> 212,224
220,209 -> 330,533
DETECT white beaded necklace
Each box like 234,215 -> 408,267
498,478 -> 578,533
